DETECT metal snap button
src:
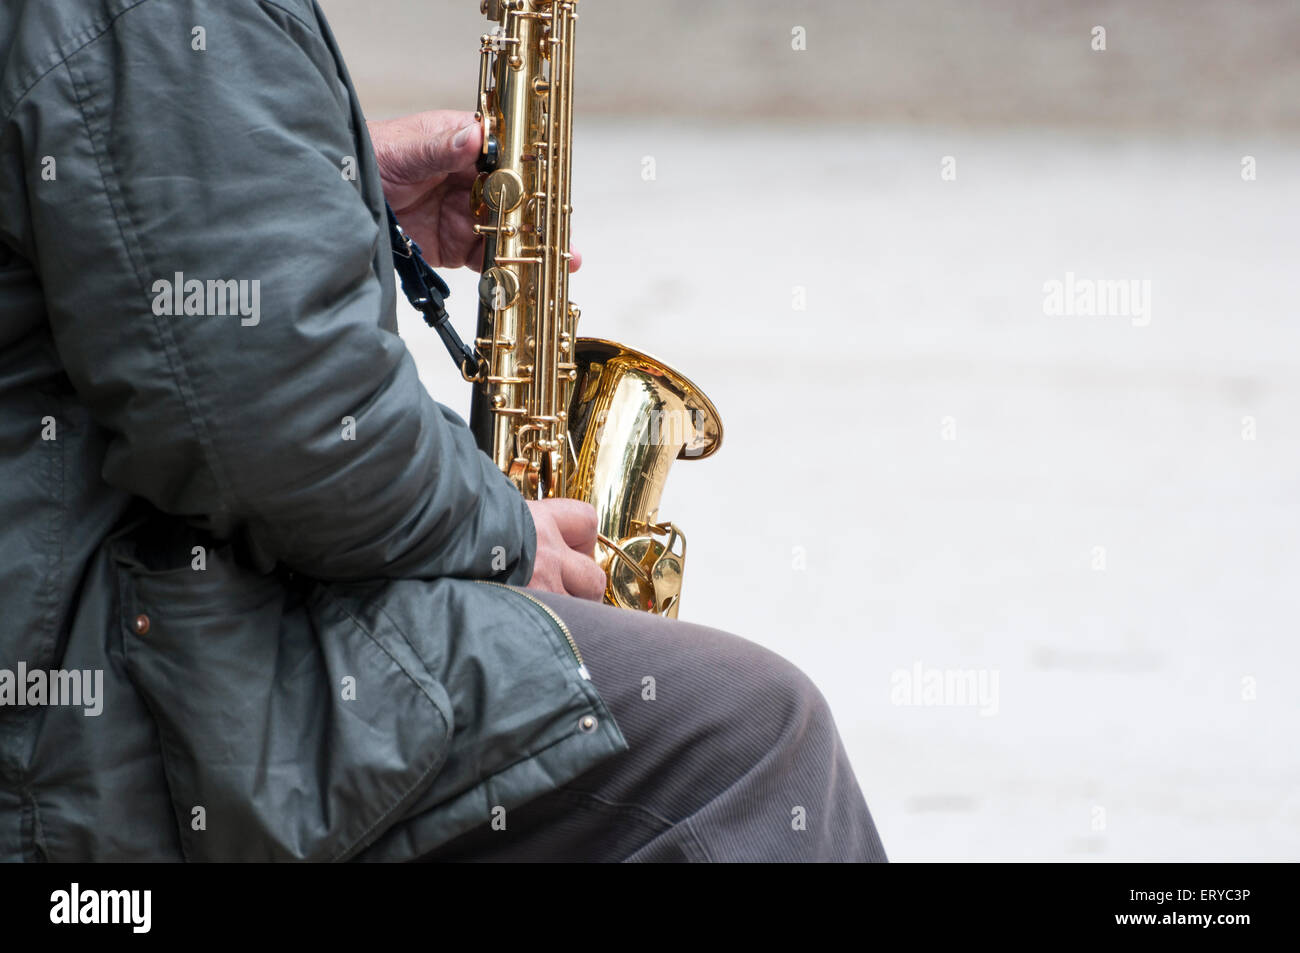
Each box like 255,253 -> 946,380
133,614 -> 151,636
579,715 -> 597,733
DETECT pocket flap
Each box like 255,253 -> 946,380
114,537 -> 453,861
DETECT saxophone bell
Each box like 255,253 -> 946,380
568,339 -> 721,618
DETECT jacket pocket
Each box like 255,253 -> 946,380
112,533 -> 453,861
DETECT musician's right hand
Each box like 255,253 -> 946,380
524,499 -> 607,602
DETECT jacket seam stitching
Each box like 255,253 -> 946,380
0,0 -> 153,124
34,401 -> 67,701
24,399 -> 66,680
258,0 -> 318,34
62,57 -> 241,522
23,785 -> 48,860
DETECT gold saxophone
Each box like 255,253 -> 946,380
467,0 -> 721,618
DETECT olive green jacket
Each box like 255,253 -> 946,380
0,0 -> 625,860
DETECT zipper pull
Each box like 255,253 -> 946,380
578,664 -> 591,681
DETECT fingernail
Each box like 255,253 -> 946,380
452,123 -> 476,149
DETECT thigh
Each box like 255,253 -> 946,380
534,590 -> 831,811
422,591 -> 837,861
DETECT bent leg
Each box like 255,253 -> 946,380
421,591 -> 887,862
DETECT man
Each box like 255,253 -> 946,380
0,0 -> 886,861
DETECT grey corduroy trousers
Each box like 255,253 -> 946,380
421,590 -> 888,863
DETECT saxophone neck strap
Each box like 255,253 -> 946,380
385,201 -> 482,378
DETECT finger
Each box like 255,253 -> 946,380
542,498 -> 598,555
426,185 -> 484,267
415,110 -> 483,177
525,561 -> 566,596
562,551 -> 607,602
463,234 -> 486,272
568,245 -> 582,273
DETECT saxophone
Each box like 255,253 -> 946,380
467,0 -> 721,618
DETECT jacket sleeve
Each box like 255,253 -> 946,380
10,0 -> 535,583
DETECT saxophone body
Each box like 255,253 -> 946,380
469,0 -> 721,618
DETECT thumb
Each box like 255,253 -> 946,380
420,113 -> 481,174
448,119 -> 482,157
382,111 -> 482,181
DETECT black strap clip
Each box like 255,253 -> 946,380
386,202 -> 483,381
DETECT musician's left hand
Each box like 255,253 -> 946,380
368,109 -> 582,273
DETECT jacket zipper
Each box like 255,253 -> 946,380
474,580 -> 590,679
